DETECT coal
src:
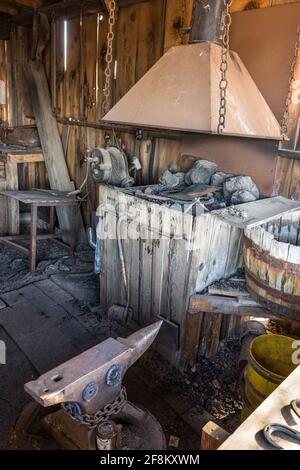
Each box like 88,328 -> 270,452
211,171 -> 233,187
185,160 -> 218,186
159,170 -> 182,188
223,176 -> 259,201
231,190 -> 257,205
174,172 -> 186,186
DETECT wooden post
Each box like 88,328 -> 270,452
6,162 -> 19,235
26,59 -> 85,241
49,206 -> 55,234
180,310 -> 203,370
29,204 -> 38,272
201,421 -> 230,450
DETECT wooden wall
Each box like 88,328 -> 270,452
0,0 -> 299,223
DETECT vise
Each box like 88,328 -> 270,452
25,322 -> 165,450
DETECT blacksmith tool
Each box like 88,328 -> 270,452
291,400 -> 300,419
263,424 -> 300,450
24,322 -> 166,450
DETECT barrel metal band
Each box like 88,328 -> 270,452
245,267 -> 300,307
244,236 -> 300,275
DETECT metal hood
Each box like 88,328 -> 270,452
103,1 -> 282,140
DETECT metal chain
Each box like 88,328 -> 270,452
62,386 -> 127,429
102,0 -> 117,117
180,0 -> 187,44
217,0 -> 233,135
281,24 -> 300,138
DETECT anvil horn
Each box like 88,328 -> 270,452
118,321 -> 162,368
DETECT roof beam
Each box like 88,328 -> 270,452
0,1 -> 24,16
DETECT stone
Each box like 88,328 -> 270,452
211,171 -> 233,187
223,176 -> 260,200
174,172 -> 186,186
231,190 -> 257,205
185,160 -> 218,186
212,379 -> 221,390
159,170 -> 181,188
185,170 -> 193,185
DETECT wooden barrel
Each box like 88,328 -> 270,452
244,212 -> 300,322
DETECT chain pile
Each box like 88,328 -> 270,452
62,386 -> 127,429
281,24 -> 300,138
102,0 -> 117,117
217,0 -> 233,135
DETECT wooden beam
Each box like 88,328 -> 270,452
0,1 -> 23,16
189,294 -> 276,319
26,59 -> 85,241
14,1 -> 52,7
201,422 -> 230,450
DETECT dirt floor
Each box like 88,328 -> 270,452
0,239 -> 243,450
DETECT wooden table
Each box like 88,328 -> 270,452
0,190 -> 79,272
219,365 -> 300,450
0,146 -> 44,235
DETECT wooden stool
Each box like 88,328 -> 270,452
0,146 -> 44,235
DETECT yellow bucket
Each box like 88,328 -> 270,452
243,334 -> 297,419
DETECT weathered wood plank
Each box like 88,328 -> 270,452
201,421 -> 230,451
26,59 -> 85,240
5,162 -> 19,235
189,294 -> 274,319
219,365 -> 300,450
180,310 -> 203,369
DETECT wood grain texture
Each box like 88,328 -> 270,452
219,365 -> 300,450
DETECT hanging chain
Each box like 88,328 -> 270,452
62,386 -> 127,429
102,0 -> 117,117
180,0 -> 187,44
281,24 -> 300,139
218,0 -> 233,135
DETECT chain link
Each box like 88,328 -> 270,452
180,0 -> 187,44
102,0 -> 117,117
62,386 -> 127,429
281,24 -> 300,138
217,0 -> 233,135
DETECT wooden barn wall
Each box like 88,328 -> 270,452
0,0 -> 299,222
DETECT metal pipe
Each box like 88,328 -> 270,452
189,0 -> 226,45
87,226 -> 96,250
87,225 -> 101,274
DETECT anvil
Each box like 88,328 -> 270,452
25,321 -> 162,415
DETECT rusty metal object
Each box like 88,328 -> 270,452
25,322 -> 164,450
96,420 -> 119,450
25,322 -> 162,414
189,0 -> 226,45
103,42 -> 281,140
244,227 -> 300,322
291,399 -> 300,419
90,146 -> 134,187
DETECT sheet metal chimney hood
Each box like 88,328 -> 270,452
103,0 -> 282,141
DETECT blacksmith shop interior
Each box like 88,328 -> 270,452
0,0 -> 300,452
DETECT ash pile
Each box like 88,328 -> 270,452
125,160 -> 260,214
